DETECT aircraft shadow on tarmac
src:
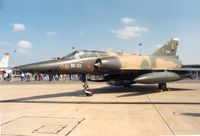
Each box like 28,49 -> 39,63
115,86 -> 196,97
180,113 -> 200,117
173,112 -> 200,117
1,85 -> 198,105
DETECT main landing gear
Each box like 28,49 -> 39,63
81,74 -> 93,96
158,83 -> 169,92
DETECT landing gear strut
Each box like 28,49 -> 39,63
158,83 -> 167,91
81,74 -> 93,96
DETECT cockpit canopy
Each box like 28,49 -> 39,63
61,50 -> 108,60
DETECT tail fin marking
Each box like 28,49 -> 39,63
152,37 -> 179,57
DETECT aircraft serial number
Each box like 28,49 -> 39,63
59,63 -> 82,70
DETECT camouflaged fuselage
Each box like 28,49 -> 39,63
16,53 -> 182,75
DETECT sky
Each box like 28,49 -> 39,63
0,0 -> 200,66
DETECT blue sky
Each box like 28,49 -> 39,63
0,0 -> 200,66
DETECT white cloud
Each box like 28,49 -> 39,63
16,40 -> 32,54
111,26 -> 148,39
13,23 -> 26,31
112,17 -> 148,40
17,40 -> 32,49
46,31 -> 57,36
120,17 -> 135,25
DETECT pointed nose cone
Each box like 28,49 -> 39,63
15,61 -> 46,73
15,64 -> 35,72
15,59 -> 59,73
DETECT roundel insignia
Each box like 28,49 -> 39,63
86,64 -> 92,69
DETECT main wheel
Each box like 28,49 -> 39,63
84,89 -> 93,96
158,83 -> 167,91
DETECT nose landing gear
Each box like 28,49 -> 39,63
83,82 -> 93,96
81,74 -> 93,96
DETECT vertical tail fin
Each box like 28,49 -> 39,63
152,37 -> 179,57
0,53 -> 10,67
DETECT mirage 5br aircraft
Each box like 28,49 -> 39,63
16,37 -> 200,96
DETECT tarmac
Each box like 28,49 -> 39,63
1,80 -> 200,136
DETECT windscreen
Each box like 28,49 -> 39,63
61,50 -> 106,60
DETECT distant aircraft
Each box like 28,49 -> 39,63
183,64 -> 200,79
0,53 -> 13,81
0,53 -> 13,73
0,53 -> 9,68
16,38 -> 200,96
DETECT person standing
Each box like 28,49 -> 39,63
0,71 -> 3,82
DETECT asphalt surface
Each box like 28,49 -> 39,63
1,80 -> 200,136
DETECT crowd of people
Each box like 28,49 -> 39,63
0,71 -> 12,82
20,73 -> 79,82
1,70 -> 200,83
0,70 -> 83,82
33,73 -> 70,81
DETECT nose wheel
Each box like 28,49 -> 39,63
81,74 -> 93,96
83,82 -> 93,96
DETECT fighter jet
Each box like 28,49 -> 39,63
15,37 -> 200,96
